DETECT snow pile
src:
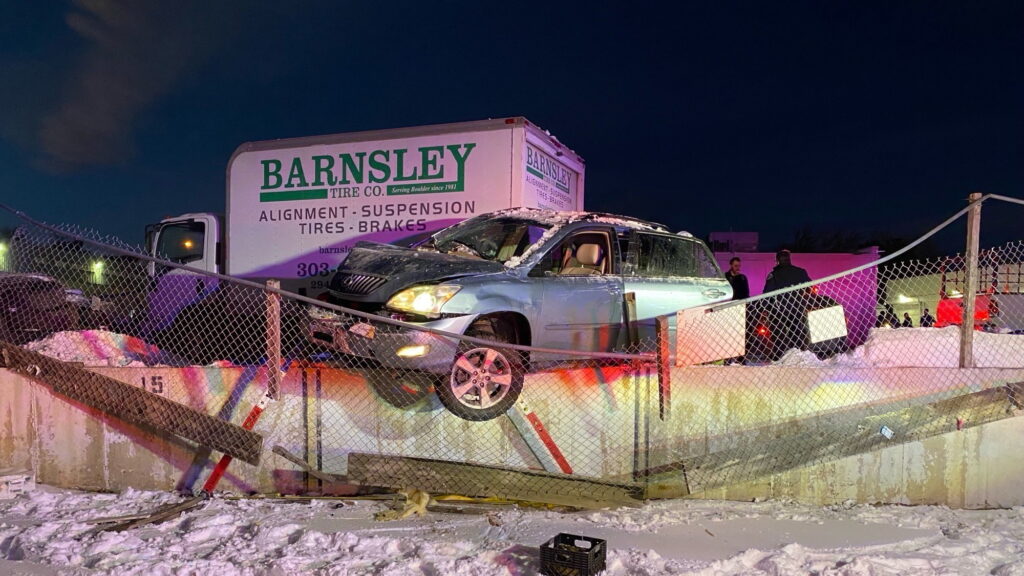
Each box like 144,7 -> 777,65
24,330 -> 175,367
6,486 -> 1024,575
778,326 -> 1024,368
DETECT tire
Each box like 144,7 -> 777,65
436,317 -> 524,421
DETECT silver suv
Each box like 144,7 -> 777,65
308,207 -> 731,420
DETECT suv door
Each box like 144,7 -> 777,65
528,226 -> 624,362
623,231 -> 730,346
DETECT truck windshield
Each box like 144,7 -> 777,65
434,217 -> 549,262
155,221 -> 205,264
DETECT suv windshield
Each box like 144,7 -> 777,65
433,217 -> 549,262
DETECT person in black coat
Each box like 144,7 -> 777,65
723,257 -> 750,365
920,308 -> 935,327
762,250 -> 812,359
763,250 -> 811,293
725,257 -> 750,300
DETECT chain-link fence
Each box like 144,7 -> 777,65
652,193 -> 1024,495
2,195 -> 1023,504
0,204 -> 657,506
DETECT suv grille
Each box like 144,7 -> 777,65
331,272 -> 387,295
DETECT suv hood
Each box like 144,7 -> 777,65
329,242 -> 505,302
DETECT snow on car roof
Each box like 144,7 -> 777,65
487,206 -> 669,231
495,208 -> 670,268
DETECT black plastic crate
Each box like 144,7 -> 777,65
540,533 -> 606,576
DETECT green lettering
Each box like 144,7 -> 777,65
368,150 -> 391,183
446,143 -> 476,183
338,152 -> 365,184
284,158 -> 309,188
312,155 -> 336,186
393,148 -> 417,182
419,146 -> 444,180
261,159 -> 282,190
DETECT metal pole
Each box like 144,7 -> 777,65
960,193 -> 982,368
266,279 -> 282,399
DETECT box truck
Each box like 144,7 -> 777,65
147,117 -> 585,297
142,118 -> 584,361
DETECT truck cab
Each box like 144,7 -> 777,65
141,213 -> 224,344
146,213 -> 222,275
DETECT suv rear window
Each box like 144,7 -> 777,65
634,233 -> 721,278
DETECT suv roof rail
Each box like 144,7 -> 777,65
576,211 -> 670,231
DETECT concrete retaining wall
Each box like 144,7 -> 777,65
0,363 -> 642,495
645,365 -> 1024,507
2,363 -> 1022,508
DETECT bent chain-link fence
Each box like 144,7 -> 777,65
0,205 -> 655,505
653,194 -> 1024,496
2,195 -> 1023,503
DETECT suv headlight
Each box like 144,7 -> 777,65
386,285 -> 461,318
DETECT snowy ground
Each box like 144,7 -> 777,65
3,485 -> 1024,575
776,325 -> 1024,368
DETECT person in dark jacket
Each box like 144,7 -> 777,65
723,257 -> 750,365
920,308 -> 935,327
762,250 -> 812,359
882,304 -> 900,328
763,250 -> 811,293
902,312 -> 914,328
725,257 -> 750,300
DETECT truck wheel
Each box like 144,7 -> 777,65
437,317 -> 523,421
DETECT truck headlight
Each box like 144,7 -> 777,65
387,285 -> 461,318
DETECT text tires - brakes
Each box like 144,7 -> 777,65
436,317 -> 524,421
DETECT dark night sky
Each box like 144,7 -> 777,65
1,1 -> 1021,251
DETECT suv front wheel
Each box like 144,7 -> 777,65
436,317 -> 524,421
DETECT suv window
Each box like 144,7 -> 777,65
694,240 -> 721,278
530,229 -> 613,277
634,233 -> 720,279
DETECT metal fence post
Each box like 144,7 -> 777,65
960,192 -> 982,368
266,279 -> 282,399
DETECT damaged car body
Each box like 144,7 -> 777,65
308,207 -> 731,421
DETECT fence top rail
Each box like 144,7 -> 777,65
702,193 -> 1018,314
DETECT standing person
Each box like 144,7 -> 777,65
920,308 -> 935,327
724,257 -> 750,365
876,310 -> 888,328
884,304 -> 900,328
763,250 -> 811,293
725,257 -> 750,300
902,312 -> 913,328
762,250 -> 812,359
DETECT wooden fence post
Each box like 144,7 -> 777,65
960,193 -> 982,369
266,279 -> 282,399
656,315 -> 671,420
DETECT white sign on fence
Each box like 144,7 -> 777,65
676,304 -> 746,366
